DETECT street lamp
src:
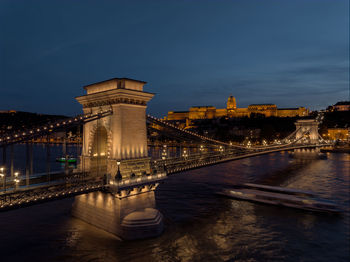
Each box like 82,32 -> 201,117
14,171 -> 20,190
115,161 -> 122,182
162,145 -> 167,160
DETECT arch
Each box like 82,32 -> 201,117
89,124 -> 110,176
87,121 -> 112,158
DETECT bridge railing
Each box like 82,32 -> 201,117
151,142 -> 330,175
0,176 -> 104,211
108,172 -> 167,190
0,109 -> 113,146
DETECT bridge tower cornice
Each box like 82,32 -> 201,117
76,88 -> 154,108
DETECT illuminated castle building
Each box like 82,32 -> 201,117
166,96 -> 309,122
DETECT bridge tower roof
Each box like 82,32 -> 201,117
83,78 -> 147,95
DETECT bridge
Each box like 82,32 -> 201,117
0,77 -> 330,240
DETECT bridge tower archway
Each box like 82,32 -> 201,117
90,124 -> 108,176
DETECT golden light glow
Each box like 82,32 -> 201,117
166,96 -> 309,125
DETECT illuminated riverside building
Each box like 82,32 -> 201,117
327,101 -> 350,112
325,128 -> 349,141
166,96 -> 309,122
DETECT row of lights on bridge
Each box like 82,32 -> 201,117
0,109 -> 112,143
0,167 -> 21,191
159,144 -> 229,160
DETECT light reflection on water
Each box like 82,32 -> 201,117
0,152 -> 349,262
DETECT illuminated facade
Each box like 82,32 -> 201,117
74,77 -> 164,241
76,78 -> 154,177
328,101 -> 350,112
166,96 -> 308,121
326,128 -> 349,141
0,110 -> 16,113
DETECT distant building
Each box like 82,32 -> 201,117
166,96 -> 308,122
326,128 -> 349,141
328,101 -> 350,112
0,110 -> 16,113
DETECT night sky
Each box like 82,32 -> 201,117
0,0 -> 349,117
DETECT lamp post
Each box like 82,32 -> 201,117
162,145 -> 167,160
14,171 -> 19,191
115,161 -> 122,183
182,149 -> 188,159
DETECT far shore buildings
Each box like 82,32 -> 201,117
324,101 -> 350,142
166,96 -> 309,123
327,101 -> 350,112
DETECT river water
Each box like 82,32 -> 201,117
0,146 -> 349,262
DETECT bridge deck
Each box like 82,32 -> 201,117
153,143 -> 328,175
0,173 -> 167,212
0,143 -> 329,212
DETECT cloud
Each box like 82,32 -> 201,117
284,63 -> 348,79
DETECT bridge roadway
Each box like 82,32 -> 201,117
0,142 -> 328,212
151,143 -> 330,174
0,172 -> 167,212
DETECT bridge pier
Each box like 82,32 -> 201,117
292,147 -> 324,159
72,189 -> 163,240
74,78 -> 163,239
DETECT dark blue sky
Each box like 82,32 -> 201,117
0,0 -> 349,117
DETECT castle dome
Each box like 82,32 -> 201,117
227,95 -> 237,110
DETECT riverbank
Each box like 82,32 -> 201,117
321,146 -> 350,153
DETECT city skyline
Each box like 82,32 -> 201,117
0,0 -> 349,117
0,1 -> 349,258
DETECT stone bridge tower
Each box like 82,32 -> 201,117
73,78 -> 164,240
295,119 -> 319,144
76,78 -> 154,178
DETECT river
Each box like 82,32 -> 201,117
0,146 -> 349,262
